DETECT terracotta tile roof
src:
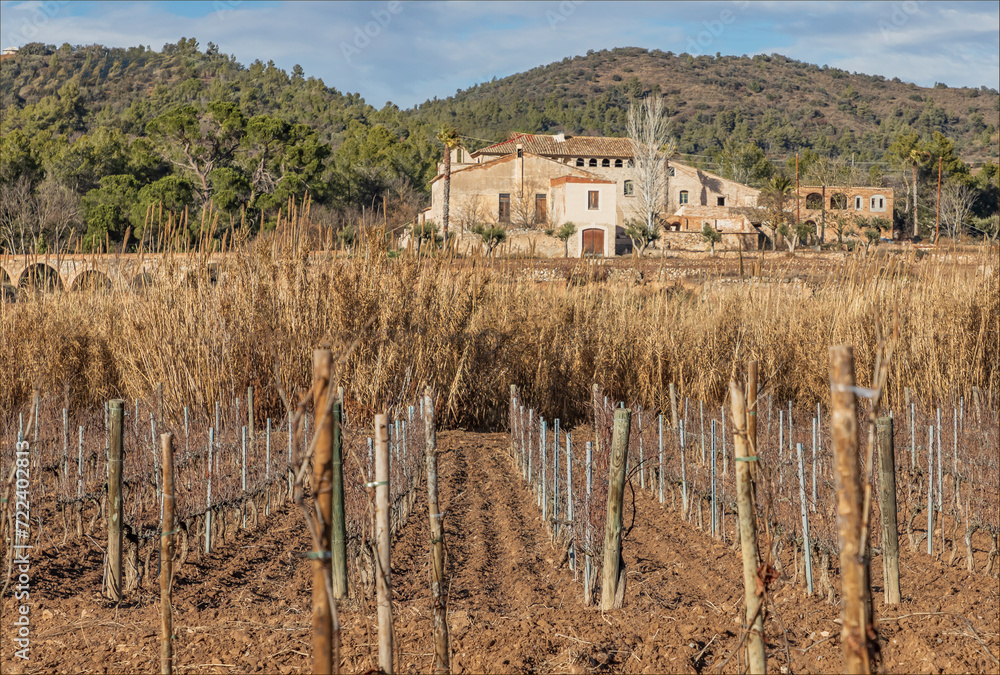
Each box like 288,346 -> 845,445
429,151 -> 607,184
474,133 -> 635,158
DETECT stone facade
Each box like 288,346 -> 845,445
422,151 -> 619,257
794,185 -> 894,242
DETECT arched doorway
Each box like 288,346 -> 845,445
581,228 -> 604,257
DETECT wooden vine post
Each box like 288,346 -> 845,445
424,389 -> 450,673
510,384 -> 518,459
600,408 -> 631,611
729,381 -> 766,675
829,345 -> 874,674
160,433 -> 175,675
746,361 -> 759,481
876,417 -> 901,605
331,394 -> 348,600
156,382 -> 164,428
107,399 -> 124,602
312,350 -> 335,675
374,414 -> 394,674
592,383 -> 601,456
247,385 -> 255,445
669,382 -> 680,430
206,429 -> 214,555
76,425 -> 83,537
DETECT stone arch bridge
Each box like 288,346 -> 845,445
1,253 -> 234,292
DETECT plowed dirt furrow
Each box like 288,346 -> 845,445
448,435 -> 566,611
384,432 -> 589,673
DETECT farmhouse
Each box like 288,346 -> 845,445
420,132 -> 893,256
796,185 -> 894,235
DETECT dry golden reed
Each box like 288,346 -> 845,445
1,241 -> 996,429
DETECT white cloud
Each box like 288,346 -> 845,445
749,1 -> 1000,88
0,0 -> 996,108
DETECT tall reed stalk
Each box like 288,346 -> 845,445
2,238 -> 996,429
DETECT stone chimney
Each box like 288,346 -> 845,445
554,132 -> 565,143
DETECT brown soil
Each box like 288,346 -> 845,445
2,431 -> 997,674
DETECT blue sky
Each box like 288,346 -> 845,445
1,1 -> 997,109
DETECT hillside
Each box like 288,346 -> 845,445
408,47 -> 999,165
1,41 -> 997,253
0,39 -> 442,242
3,42 -> 997,167
0,39 -> 378,146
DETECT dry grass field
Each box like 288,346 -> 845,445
2,240 -> 997,428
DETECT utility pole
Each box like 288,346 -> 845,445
795,153 -> 800,229
821,185 -> 826,244
935,156 -> 942,245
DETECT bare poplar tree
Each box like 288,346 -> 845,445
455,194 -> 488,234
627,95 -> 677,236
0,177 -> 35,253
36,178 -> 82,252
937,181 -> 976,241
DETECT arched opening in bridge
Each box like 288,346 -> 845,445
130,272 -> 154,290
184,263 -> 220,288
0,267 -> 12,301
18,264 -> 63,291
71,270 -> 112,292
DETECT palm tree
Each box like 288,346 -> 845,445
907,147 -> 931,239
888,132 -> 930,239
435,127 -> 462,238
757,175 -> 794,248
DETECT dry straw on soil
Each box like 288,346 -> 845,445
1,238 -> 997,429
